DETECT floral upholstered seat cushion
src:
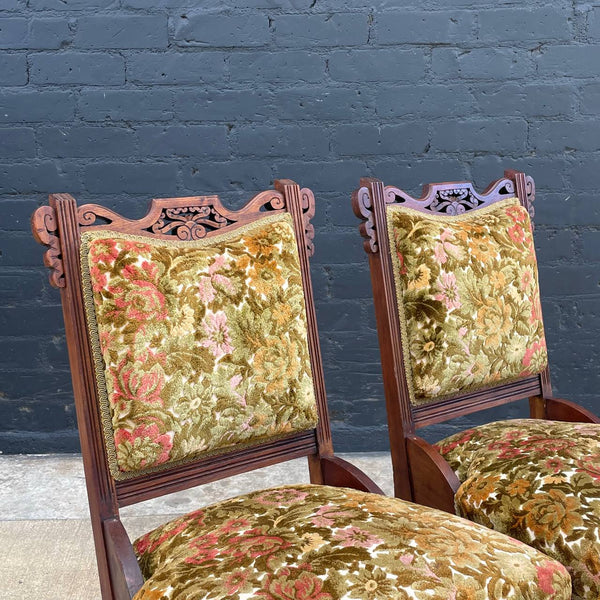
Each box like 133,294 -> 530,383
80,214 -> 318,478
132,483 -> 569,600
387,198 -> 547,405
436,419 -> 600,600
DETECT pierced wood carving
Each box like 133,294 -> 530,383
77,190 -> 287,240
31,205 -> 65,288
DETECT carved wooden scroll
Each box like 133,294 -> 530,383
300,187 -> 316,257
31,204 -> 65,288
353,176 -> 526,254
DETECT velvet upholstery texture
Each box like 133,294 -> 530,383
80,214 -> 318,478
437,419 -> 600,600
131,483 -> 570,600
386,198 -> 547,405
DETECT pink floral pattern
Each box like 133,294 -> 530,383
132,484 -> 570,599
81,214 -> 318,477
387,198 -> 547,404
437,419 -> 600,599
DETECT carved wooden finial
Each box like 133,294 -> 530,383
31,205 -> 65,288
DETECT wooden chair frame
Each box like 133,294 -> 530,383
32,180 -> 382,600
352,169 -> 599,513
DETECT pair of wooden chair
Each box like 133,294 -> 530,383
30,171 -> 597,599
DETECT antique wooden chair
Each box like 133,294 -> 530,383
353,170 -> 600,599
32,180 -> 571,600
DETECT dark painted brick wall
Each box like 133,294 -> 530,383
0,0 -> 599,453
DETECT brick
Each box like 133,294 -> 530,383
582,231 -> 600,261
0,399 -> 76,432
268,160 -> 367,195
174,12 -> 269,47
29,0 -> 115,8
0,18 -> 27,48
174,89 -> 271,121
569,158 -> 600,189
534,192 -> 600,227
0,235 -> 48,266
474,84 -> 575,117
312,229 -> 365,266
538,265 -> 600,296
127,52 -> 226,84
433,48 -> 532,80
75,15 -> 167,49
0,161 -> 80,194
137,125 -> 228,157
580,83 -> 600,114
0,340 -> 43,369
30,18 -> 71,49
0,199 -> 40,228
0,54 -> 27,85
330,264 -> 373,299
229,51 -> 324,83
0,305 -> 64,336
270,87 -> 375,121
84,162 -> 178,194
181,160 -> 273,194
0,430 -> 80,455
0,0 -> 21,9
0,127 -> 34,158
0,272 -> 44,305
588,7 -> 600,39
315,301 -> 363,332
332,123 -> 428,155
376,11 -> 475,44
432,119 -> 527,153
538,46 -> 600,78
376,85 -> 474,118
38,126 -> 136,158
236,125 -> 329,158
330,49 -> 426,82
531,121 -> 600,152
534,229 -> 576,263
273,13 -> 368,47
478,8 -> 570,42
79,90 -> 173,122
30,52 -> 124,85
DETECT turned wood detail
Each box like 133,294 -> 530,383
30,204 -> 66,288
353,177 -> 523,254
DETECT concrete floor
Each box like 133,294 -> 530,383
0,452 -> 393,600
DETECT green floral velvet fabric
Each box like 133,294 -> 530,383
387,198 -> 547,405
80,214 -> 318,478
436,419 -> 600,600
132,483 -> 570,600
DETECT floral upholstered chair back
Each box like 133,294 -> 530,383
35,186 -> 322,481
387,192 -> 547,406
354,172 -> 549,410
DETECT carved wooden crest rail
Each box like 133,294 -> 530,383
353,174 -> 535,254
31,187 -> 316,289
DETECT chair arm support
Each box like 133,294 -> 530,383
103,517 -> 145,600
407,435 -> 460,515
546,397 -> 600,424
320,455 -> 385,495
